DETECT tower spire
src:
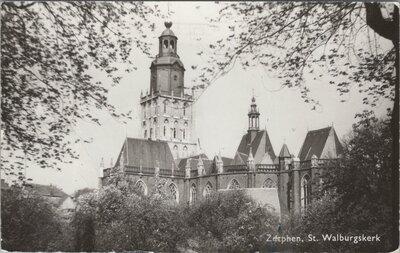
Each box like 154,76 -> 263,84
248,95 -> 260,132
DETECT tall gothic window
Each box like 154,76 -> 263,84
169,183 -> 179,203
190,184 -> 197,205
163,126 -> 166,137
301,175 -> 311,210
262,178 -> 276,188
203,182 -> 213,199
136,180 -> 148,195
228,179 -> 240,189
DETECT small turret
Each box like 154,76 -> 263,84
98,158 -> 104,188
99,158 -> 104,178
279,143 -> 292,170
216,151 -> 224,174
247,147 -> 256,171
197,157 -> 205,176
247,95 -> 260,142
185,158 -> 191,178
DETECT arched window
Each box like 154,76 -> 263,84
190,184 -> 197,205
183,146 -> 188,151
228,179 -> 240,189
163,39 -> 168,49
153,118 -> 157,124
173,74 -> 177,81
170,40 -> 175,49
262,178 -> 276,188
173,128 -> 177,138
203,182 -> 213,199
301,175 -> 311,210
136,180 -> 148,195
173,145 -> 178,150
169,183 -> 179,203
163,126 -> 166,137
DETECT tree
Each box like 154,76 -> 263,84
203,3 -> 398,240
291,112 -> 395,252
1,185 -> 63,251
204,3 -> 397,110
1,2 -> 161,173
73,176 -> 189,252
186,190 -> 280,252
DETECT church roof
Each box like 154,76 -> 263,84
177,153 -> 209,169
27,183 -> 70,207
151,57 -> 185,69
116,138 -> 177,170
160,21 -> 176,37
298,127 -> 343,161
178,154 -> 215,174
279,144 -> 291,157
161,28 -> 176,37
232,130 -> 276,165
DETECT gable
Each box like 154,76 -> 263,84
235,130 -> 276,164
298,127 -> 342,161
116,138 -> 177,170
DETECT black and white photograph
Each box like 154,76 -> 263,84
1,1 -> 398,252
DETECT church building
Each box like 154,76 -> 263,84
100,22 -> 343,216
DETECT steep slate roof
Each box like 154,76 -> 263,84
231,152 -> 248,165
177,154 -> 209,169
177,154 -> 214,174
28,183 -> 70,206
151,57 -> 185,69
298,127 -> 343,161
279,144 -> 291,157
116,138 -> 177,170
232,130 -> 276,165
221,156 -> 233,165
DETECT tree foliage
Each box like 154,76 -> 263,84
202,3 -> 397,108
290,112 -> 396,252
1,185 -> 65,251
185,190 -> 279,252
1,2 -> 160,173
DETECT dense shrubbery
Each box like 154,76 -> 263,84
1,185 -> 73,251
70,177 -> 280,252
289,113 -> 396,252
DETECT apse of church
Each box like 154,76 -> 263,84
140,22 -> 197,159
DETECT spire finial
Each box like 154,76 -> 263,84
164,21 -> 173,29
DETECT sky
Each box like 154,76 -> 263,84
20,2 -> 393,194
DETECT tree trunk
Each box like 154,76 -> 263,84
365,3 -> 399,248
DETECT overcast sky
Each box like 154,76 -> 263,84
22,2 -> 393,194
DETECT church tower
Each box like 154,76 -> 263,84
248,96 -> 260,141
140,22 -> 197,159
